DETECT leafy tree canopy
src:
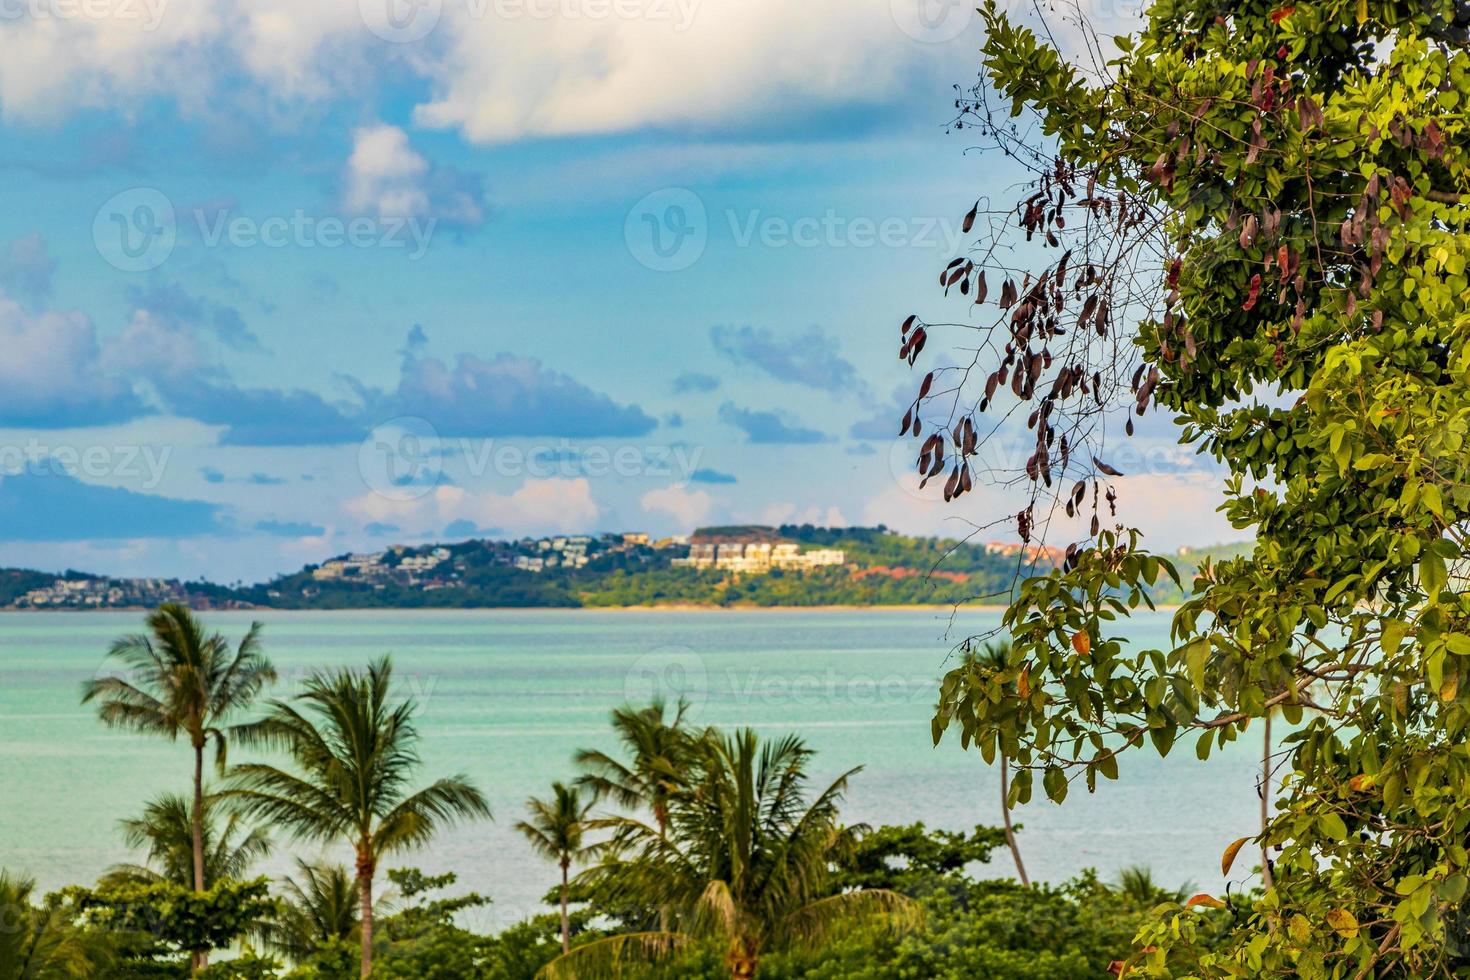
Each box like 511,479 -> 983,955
918,0 -> 1470,975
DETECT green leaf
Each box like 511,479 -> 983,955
1422,549 -> 1447,596
1319,812 -> 1349,841
1185,638 -> 1209,692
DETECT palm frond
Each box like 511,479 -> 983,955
776,888 -> 922,950
225,764 -> 355,842
374,776 -> 491,858
535,931 -> 688,980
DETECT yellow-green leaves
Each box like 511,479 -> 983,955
1325,908 -> 1358,938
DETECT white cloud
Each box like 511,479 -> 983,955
414,0 -> 941,141
0,0 -> 977,139
640,484 -> 714,527
860,471 -> 1234,552
346,478 -> 600,535
345,123 -> 431,218
0,1 -> 221,121
229,0 -> 366,99
0,293 -> 147,426
1107,473 -> 1237,550
103,308 -> 208,380
344,123 -> 486,226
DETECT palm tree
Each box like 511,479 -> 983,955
82,608 -> 273,884
81,604 -> 274,974
574,698 -> 693,838
225,656 -> 490,977
545,729 -> 919,979
257,860 -> 361,963
516,782 -> 595,954
0,871 -> 101,979
1110,865 -> 1193,906
103,792 -> 272,888
966,639 -> 1030,886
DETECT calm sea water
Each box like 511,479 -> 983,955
0,609 -> 1261,927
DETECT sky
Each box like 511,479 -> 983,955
0,0 -> 1233,583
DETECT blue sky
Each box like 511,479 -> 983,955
0,0 -> 1228,582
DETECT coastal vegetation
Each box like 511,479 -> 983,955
903,0 -> 1470,974
0,608 -> 1206,979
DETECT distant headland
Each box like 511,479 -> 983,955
0,526 -> 1248,611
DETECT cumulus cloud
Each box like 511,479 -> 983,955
346,124 -> 429,216
711,325 -> 863,395
346,479 -> 600,537
161,378 -> 367,446
390,336 -> 657,438
0,0 -> 985,138
1,302 -> 655,447
0,1 -> 221,121
0,295 -> 149,427
123,281 -> 260,352
718,402 -> 828,444
93,299 -> 365,446
413,0 -> 965,141
641,484 -> 714,528
345,124 -> 486,229
858,469 -> 1233,553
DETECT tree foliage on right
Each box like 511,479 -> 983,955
919,0 -> 1470,975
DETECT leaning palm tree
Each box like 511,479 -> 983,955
256,859 -> 361,964
103,792 -> 272,888
516,782 -> 595,954
966,639 -> 1030,886
225,656 -> 490,977
0,871 -> 102,979
574,698 -> 694,838
81,604 -> 274,974
544,729 -> 920,979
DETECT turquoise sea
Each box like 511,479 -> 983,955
0,609 -> 1262,928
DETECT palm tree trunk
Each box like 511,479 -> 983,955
192,741 -> 207,975
358,848 -> 375,978
559,858 -> 571,954
1000,756 -> 1029,886
1261,713 -> 1274,890
656,806 -> 670,933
